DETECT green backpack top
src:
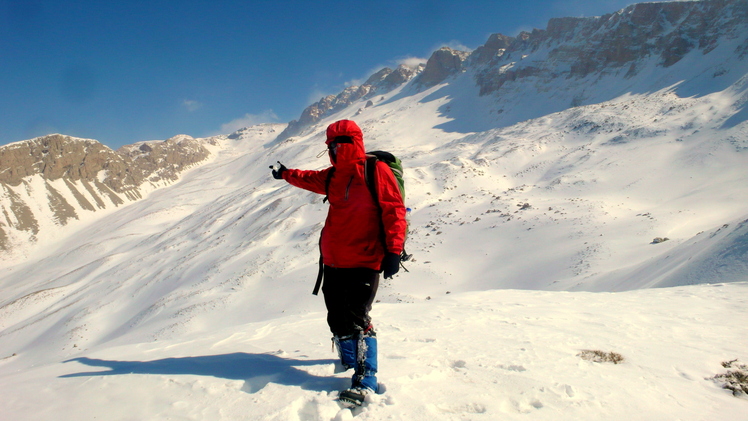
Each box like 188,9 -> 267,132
364,150 -> 405,202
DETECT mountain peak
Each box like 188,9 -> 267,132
417,47 -> 471,87
0,133 -> 214,255
274,64 -> 422,141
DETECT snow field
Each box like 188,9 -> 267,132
1,283 -> 746,420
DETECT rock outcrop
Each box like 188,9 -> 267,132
0,134 -> 214,253
474,0 -> 748,94
275,0 -> 747,141
468,33 -> 513,66
417,47 -> 470,87
275,64 -> 423,141
0,135 -> 134,192
118,134 -> 213,187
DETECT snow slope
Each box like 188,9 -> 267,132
1,7 -> 748,419
1,284 -> 746,420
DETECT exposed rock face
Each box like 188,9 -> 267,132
0,135 -> 134,191
379,64 -> 426,90
275,0 -> 746,141
0,134 -> 213,253
119,134 -> 212,187
417,47 -> 470,87
275,64 -> 423,141
475,0 -> 748,94
469,33 -> 513,66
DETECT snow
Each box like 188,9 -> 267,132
2,13 -> 748,420
1,284 -> 746,420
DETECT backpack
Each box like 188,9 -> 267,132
313,150 -> 411,295
364,151 -> 405,203
364,150 -> 412,261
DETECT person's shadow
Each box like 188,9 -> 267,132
61,352 -> 346,393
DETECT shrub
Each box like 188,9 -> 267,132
709,359 -> 748,396
578,350 -> 625,364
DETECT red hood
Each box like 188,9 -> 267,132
326,120 -> 365,169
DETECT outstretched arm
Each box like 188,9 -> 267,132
282,167 -> 333,196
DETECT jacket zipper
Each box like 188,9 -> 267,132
345,176 -> 353,200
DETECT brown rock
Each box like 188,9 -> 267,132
418,47 -> 470,87
0,133 -> 212,253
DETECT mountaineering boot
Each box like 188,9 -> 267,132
339,332 -> 378,406
353,334 -> 378,392
338,387 -> 368,407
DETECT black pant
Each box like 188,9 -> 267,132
321,266 -> 379,337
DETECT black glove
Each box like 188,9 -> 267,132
381,252 -> 400,279
270,161 -> 287,179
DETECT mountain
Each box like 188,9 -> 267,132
0,133 -> 218,258
278,0 -> 748,138
1,1 -> 748,419
275,64 -> 424,141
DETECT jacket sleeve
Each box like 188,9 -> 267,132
374,161 -> 406,255
282,167 -> 333,195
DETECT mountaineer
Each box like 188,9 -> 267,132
271,119 -> 407,405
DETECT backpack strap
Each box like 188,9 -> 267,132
322,167 -> 336,203
313,240 -> 324,295
364,156 -> 378,204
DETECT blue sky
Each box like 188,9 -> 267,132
0,0 -> 637,149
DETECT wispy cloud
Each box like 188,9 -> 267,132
510,25 -> 535,36
431,40 -> 473,53
397,56 -> 427,69
353,56 -> 428,86
219,110 -> 279,134
182,99 -> 203,112
344,77 -> 366,88
549,0 -> 637,18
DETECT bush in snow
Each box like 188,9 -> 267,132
709,359 -> 748,396
578,350 -> 625,364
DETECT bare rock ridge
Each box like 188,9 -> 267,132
275,0 -> 748,141
0,134 -> 213,253
475,0 -> 748,94
275,63 -> 424,141
418,47 -> 470,87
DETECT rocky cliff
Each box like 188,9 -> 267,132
0,134 -> 214,254
275,0 -> 747,139
418,47 -> 470,87
473,0 -> 748,95
275,63 -> 424,141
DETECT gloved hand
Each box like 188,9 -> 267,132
381,252 -> 400,279
270,161 -> 287,179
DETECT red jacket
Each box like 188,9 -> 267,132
283,120 -> 406,270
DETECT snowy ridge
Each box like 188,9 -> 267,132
0,133 -> 224,262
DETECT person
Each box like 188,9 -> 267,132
271,119 -> 407,404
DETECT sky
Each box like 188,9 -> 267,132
0,0 -> 639,149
